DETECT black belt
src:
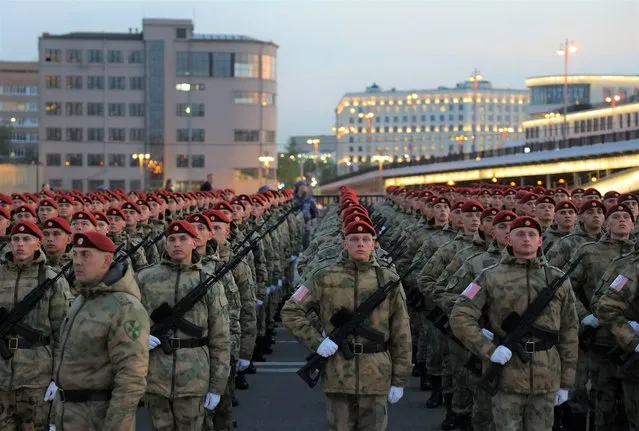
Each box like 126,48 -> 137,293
167,337 -> 207,350
5,336 -> 51,350
58,389 -> 112,403
519,339 -> 555,353
348,342 -> 388,355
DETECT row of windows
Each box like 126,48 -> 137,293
44,75 -> 145,91
45,153 -> 207,169
343,124 -> 521,135
4,117 -> 38,127
11,132 -> 38,143
0,101 -> 38,112
44,48 -> 145,65
349,114 -> 522,125
0,85 -> 39,96
233,91 -> 276,106
45,102 -> 145,117
343,96 -> 529,109
525,112 -> 639,140
44,127 -> 276,143
175,52 -> 276,80
48,178 -> 142,193
344,133 -> 523,145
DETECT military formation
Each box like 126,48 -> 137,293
0,186 -> 304,430
286,184 -> 639,431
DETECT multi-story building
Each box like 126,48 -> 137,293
334,77 -> 530,174
38,18 -> 277,193
287,134 -> 337,159
0,61 -> 39,160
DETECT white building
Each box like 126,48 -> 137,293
334,77 -> 530,174
38,18 -> 278,193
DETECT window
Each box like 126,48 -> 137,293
175,83 -> 205,91
46,153 -> 61,166
233,91 -> 275,105
107,50 -> 123,63
71,179 -> 84,192
176,129 -> 189,142
0,85 -> 38,96
87,154 -> 104,167
234,129 -> 259,142
108,103 -> 125,117
129,155 -> 139,167
87,76 -> 104,90
176,103 -> 205,116
129,103 -> 145,117
87,128 -> 104,142
65,102 -> 83,116
176,52 -> 189,76
129,128 -> 145,141
176,154 -> 189,167
265,131 -> 276,143
108,76 -> 125,90
129,77 -> 145,90
44,49 -> 62,63
46,128 -> 62,141
66,49 -> 82,63
66,128 -> 83,142
176,28 -> 187,39
191,129 -> 205,142
129,180 -> 141,192
191,52 -> 209,77
108,154 -> 125,167
66,153 -> 83,166
88,180 -> 104,192
45,102 -> 61,116
212,53 -> 232,77
108,128 -> 126,142
49,179 -> 63,190
261,55 -> 276,80
88,49 -> 103,63
11,132 -> 38,143
192,155 -> 205,167
87,103 -> 104,116
128,50 -> 144,64
45,76 -> 61,89
109,180 -> 125,189
234,53 -> 259,78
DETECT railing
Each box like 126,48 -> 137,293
314,194 -> 385,207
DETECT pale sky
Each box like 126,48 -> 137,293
2,0 -> 638,149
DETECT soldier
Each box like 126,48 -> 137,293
70,210 -> 98,235
52,231 -> 149,430
138,220 -> 230,430
106,207 -> 148,272
281,219 -> 412,431
0,221 -> 71,430
41,217 -> 73,271
93,211 -> 111,236
0,207 -> 12,257
14,204 -> 37,223
542,200 -> 577,254
603,191 -> 620,208
36,199 -> 58,225
535,196 -> 556,232
450,216 -> 579,431
135,199 -> 161,265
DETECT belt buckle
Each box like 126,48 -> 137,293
524,341 -> 536,354
170,338 -> 181,349
7,337 -> 18,351
353,343 -> 363,355
58,389 -> 65,403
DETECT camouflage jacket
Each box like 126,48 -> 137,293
108,231 -> 148,273
546,224 -> 603,270
0,251 -> 71,390
393,219 -> 437,288
135,223 -> 161,266
450,254 -> 579,394
55,263 -> 149,430
246,218 -> 269,296
281,252 -> 412,395
150,218 -> 166,256
541,227 -> 571,254
136,255 -> 231,397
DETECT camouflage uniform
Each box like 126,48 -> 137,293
136,223 -> 161,266
450,254 -> 579,431
136,255 -> 231,430
0,250 -> 71,430
545,224 -> 602,270
108,231 -> 148,272
281,252 -> 412,431
541,227 -> 571,255
53,263 -> 149,431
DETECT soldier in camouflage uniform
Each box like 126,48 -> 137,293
282,219 -> 412,431
53,231 -> 149,430
134,199 -> 161,266
138,220 -> 230,430
451,216 -> 579,431
0,221 -> 71,430
41,217 -> 73,271
0,206 -> 11,258
106,208 -> 148,272
542,200 -> 578,254
36,198 -> 59,226
618,193 -> 639,237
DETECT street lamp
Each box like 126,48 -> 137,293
455,134 -> 469,155
469,69 -> 483,153
543,112 -> 558,148
605,95 -> 622,132
557,39 -> 577,149
132,153 -> 150,191
306,138 -> 320,178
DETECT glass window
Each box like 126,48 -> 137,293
190,53 -> 209,77
261,55 -> 276,80
109,180 -> 125,189
87,154 -> 104,167
66,153 -> 83,167
128,50 -> 144,64
129,103 -> 145,117
176,28 -> 187,39
108,154 -> 125,167
49,179 -> 63,190
87,128 -> 104,142
45,76 -> 61,89
44,49 -> 62,63
88,180 -> 104,192
65,102 -> 83,116
129,128 -> 145,141
234,54 -> 259,78
234,129 -> 259,142
66,49 -> 82,64
46,128 -> 62,141
108,128 -> 126,142
192,155 -> 205,168
191,129 -> 205,142
87,76 -> 104,90
176,129 -> 190,142
46,153 -> 61,166
65,76 -> 83,90
129,180 -> 141,192
88,49 -> 103,63
176,103 -> 205,116
176,52 -> 189,76
212,53 -> 232,77
265,131 -> 275,143
129,77 -> 145,90
45,102 -> 61,116
108,76 -> 125,90
71,179 -> 84,192
65,128 -> 83,142
107,50 -> 123,63
108,103 -> 125,117
175,83 -> 205,92
176,155 -> 189,168
87,103 -> 104,116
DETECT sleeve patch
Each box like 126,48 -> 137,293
461,282 -> 481,299
610,275 -> 629,292
292,285 -> 310,303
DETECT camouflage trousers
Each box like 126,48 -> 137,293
492,391 -> 554,431
471,372 -> 494,431
53,397 -> 135,431
205,361 -> 236,431
415,312 -> 427,363
567,348 -> 590,414
449,340 -> 473,415
424,319 -> 444,376
256,301 -> 267,337
146,394 -> 204,430
592,346 -> 626,429
622,377 -> 639,431
325,393 -> 387,431
0,387 -> 49,431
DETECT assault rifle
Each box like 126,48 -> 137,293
231,211 -> 275,253
232,204 -> 297,254
296,261 -> 420,388
478,256 -> 582,396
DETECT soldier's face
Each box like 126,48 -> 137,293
71,219 -> 96,235
15,212 -> 36,223
555,209 -> 577,230
607,211 -> 633,237
149,202 -> 161,218
422,204 -> 434,219
522,201 -> 536,216
509,228 -> 542,258
38,206 -> 57,223
56,202 -> 71,216
166,233 -> 195,263
451,209 -> 464,228
343,233 -> 375,261
123,209 -> 139,227
503,196 -> 515,209
493,223 -> 510,247
10,234 -> 40,262
582,208 -> 604,231
461,212 -> 481,234
193,223 -> 212,248
621,200 -> 639,219
42,228 -> 70,255
211,222 -> 229,244
604,198 -> 618,208
96,221 -> 110,236
0,216 -> 9,234
554,193 -> 568,202
73,248 -> 112,284
432,204 -> 450,224
480,216 -> 495,238
535,203 -> 555,222
108,216 -> 126,233
572,194 -> 584,208
491,196 -> 503,208
252,204 -> 263,218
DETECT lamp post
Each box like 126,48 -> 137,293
132,153 -> 150,190
543,112 -> 558,149
258,155 -> 275,181
557,39 -> 577,150
455,134 -> 469,156
469,69 -> 483,153
372,154 -> 391,193
306,138 -> 320,178
605,95 -> 621,132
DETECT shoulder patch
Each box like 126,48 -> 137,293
123,320 -> 142,340
461,282 -> 482,299
610,275 -> 630,292
292,285 -> 310,302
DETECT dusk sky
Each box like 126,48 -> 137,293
2,0 -> 638,149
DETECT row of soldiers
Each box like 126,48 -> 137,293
368,183 -> 639,431
0,186 -> 304,430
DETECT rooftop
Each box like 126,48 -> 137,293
526,75 -> 639,87
41,32 -> 144,41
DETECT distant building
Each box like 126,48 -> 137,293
38,18 -> 278,193
0,61 -> 39,160
334,76 -> 530,174
287,134 -> 337,159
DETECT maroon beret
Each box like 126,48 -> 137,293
73,232 -> 116,253
343,213 -> 373,227
146,194 -> 161,205
493,210 -> 517,226
480,208 -> 499,220
186,214 -> 213,232
72,210 -> 98,226
16,205 -> 36,217
432,197 -> 451,208
55,196 -> 73,205
579,200 -> 606,215
460,200 -> 484,213
136,199 -> 150,210
509,216 -> 542,235
93,211 -> 110,225
603,191 -> 620,200
606,203 -> 635,222
492,190 -> 504,197
341,205 -> 368,218
11,220 -> 43,239
504,189 -> 517,197
106,208 -> 126,220
535,196 -> 556,207
121,201 -> 142,214
214,201 -> 234,212
514,190 -> 529,200
520,193 -> 539,204
38,198 -> 58,210
205,209 -> 231,224
250,196 -> 264,207
11,193 -> 25,202
343,220 -> 376,236
554,188 -> 569,195
42,217 -> 72,234
619,193 -> 638,204
583,188 -> 602,198
166,220 -> 198,239
452,200 -> 465,211
556,200 -> 577,212
0,193 -> 13,205
0,207 -> 9,220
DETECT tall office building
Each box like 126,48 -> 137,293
39,18 -> 277,193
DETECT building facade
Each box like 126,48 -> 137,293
38,18 -> 277,193
334,78 -> 530,174
0,61 -> 39,160
287,134 -> 337,158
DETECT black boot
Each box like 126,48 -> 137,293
425,375 -> 443,409
412,361 -> 424,377
235,371 -> 249,390
252,340 -> 266,362
246,361 -> 257,375
552,406 -> 563,431
441,394 -> 458,430
564,411 -> 586,431
457,413 -> 472,431
262,336 -> 273,355
231,393 -> 239,406
420,369 -> 432,391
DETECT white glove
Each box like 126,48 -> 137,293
635,343 -> 639,353
44,381 -> 58,402
290,255 -> 297,262
481,328 -> 494,341
204,392 -> 221,410
237,358 -> 250,371
277,279 -> 283,289
554,388 -> 569,406
149,335 -> 161,350
581,314 -> 600,328
628,321 -> 639,335
49,426 -> 56,431
387,386 -> 404,404
490,345 -> 512,365
316,337 -> 338,358
266,285 -> 274,295
256,299 -> 264,307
